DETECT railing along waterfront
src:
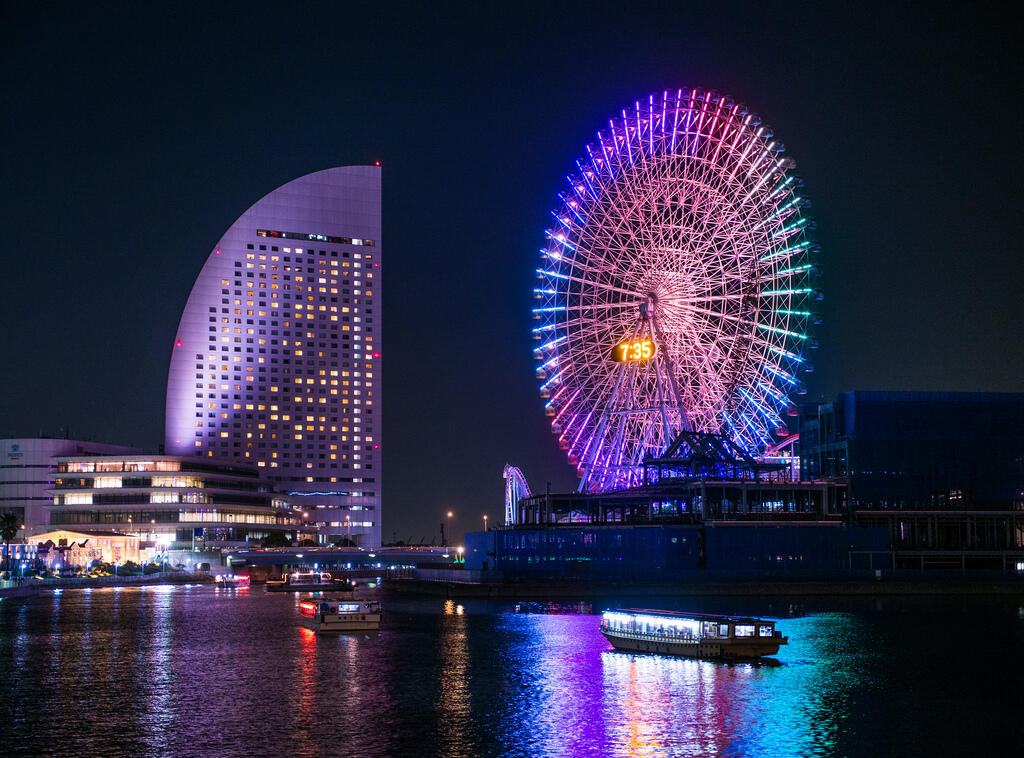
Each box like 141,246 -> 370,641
1,572 -> 212,589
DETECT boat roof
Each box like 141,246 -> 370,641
607,608 -> 775,625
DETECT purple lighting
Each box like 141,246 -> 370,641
534,89 -> 819,491
164,166 -> 383,547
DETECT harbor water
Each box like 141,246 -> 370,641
1,585 -> 1022,757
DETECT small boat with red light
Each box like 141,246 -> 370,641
215,573 -> 250,587
267,571 -> 352,592
298,597 -> 381,633
600,609 -> 787,660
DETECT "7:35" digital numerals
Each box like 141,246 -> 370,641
612,339 -> 655,362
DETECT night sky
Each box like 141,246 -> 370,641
2,3 -> 1020,545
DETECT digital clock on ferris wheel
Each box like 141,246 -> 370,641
611,339 -> 655,363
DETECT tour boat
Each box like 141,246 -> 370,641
600,609 -> 787,660
215,573 -> 250,587
267,571 -> 352,592
298,597 -> 382,633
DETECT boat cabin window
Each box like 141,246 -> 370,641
719,624 -> 729,637
735,624 -> 755,637
759,624 -> 773,637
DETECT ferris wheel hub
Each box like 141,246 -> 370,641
533,88 -> 819,493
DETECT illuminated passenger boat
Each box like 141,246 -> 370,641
298,598 -> 381,633
215,573 -> 250,587
600,609 -> 787,660
267,571 -> 351,592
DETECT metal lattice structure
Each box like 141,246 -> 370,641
503,464 -> 532,526
533,88 -> 819,492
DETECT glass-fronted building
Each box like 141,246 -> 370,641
799,391 -> 1024,510
49,455 -> 295,550
164,166 -> 382,546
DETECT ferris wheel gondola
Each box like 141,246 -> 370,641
532,88 -> 819,492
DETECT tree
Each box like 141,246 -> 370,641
0,512 -> 20,576
262,531 -> 292,548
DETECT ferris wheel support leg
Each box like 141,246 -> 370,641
578,358 -> 630,493
646,301 -> 692,433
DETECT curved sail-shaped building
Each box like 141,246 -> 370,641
165,166 -> 381,546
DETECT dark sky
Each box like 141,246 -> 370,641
2,2 -> 1021,544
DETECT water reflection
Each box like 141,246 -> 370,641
0,590 -> 1021,757
493,610 -> 870,757
437,598 -> 471,753
141,586 -> 174,753
295,624 -> 320,744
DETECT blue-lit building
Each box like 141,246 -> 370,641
465,522 -> 889,581
799,391 -> 1024,510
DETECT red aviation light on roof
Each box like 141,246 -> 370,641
174,340 -> 183,347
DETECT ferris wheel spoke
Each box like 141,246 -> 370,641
536,88 -> 817,490
545,270 -> 645,299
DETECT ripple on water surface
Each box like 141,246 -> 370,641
1,588 -> 1022,757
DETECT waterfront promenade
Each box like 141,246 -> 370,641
0,572 -> 213,597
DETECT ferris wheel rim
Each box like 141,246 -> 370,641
534,88 -> 818,492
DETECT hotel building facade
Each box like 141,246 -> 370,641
165,166 -> 382,546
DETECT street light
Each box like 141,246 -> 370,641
346,515 -> 351,545
483,514 -> 488,532
440,510 -> 454,548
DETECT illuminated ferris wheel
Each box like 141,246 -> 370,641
533,88 -> 819,493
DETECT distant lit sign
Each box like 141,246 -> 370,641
612,339 -> 655,362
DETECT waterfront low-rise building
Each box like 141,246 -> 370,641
31,529 -> 140,568
0,437 -> 142,538
48,455 -> 298,550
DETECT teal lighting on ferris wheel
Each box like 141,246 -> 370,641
756,323 -> 808,340
761,240 -> 811,262
760,287 -> 813,297
533,87 -> 820,489
774,264 -> 814,277
774,308 -> 813,318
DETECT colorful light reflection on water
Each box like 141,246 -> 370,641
1,588 -> 1022,757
